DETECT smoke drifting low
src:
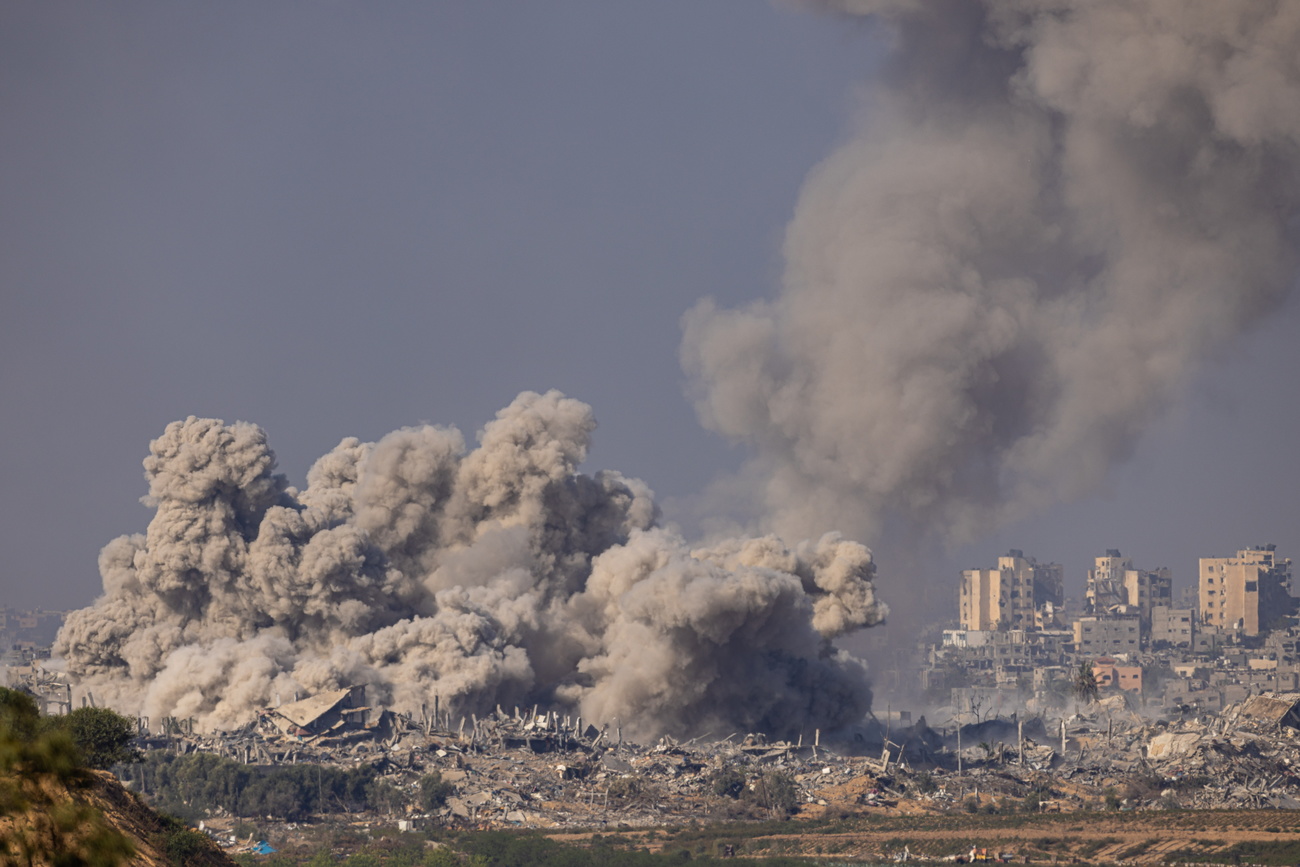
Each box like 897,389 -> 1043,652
683,0 -> 1300,545
56,392 -> 886,738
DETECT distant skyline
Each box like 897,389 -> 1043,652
3,2 -> 1299,631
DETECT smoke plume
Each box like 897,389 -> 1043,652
56,392 -> 886,738
683,0 -> 1300,544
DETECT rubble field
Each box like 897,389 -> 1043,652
27,664 -> 1300,862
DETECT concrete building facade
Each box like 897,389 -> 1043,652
1084,550 -> 1172,624
1092,657 -> 1142,693
959,550 -> 1064,632
1200,546 -> 1296,636
1150,606 -> 1196,648
1074,614 -> 1141,656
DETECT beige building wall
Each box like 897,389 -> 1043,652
1086,551 -> 1130,613
1200,547 -> 1293,636
1123,566 -> 1172,622
1086,550 -> 1170,623
960,550 -> 1063,631
960,568 -> 1001,631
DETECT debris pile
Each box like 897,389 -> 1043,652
125,691 -> 907,829
5,660 -> 73,715
110,686 -> 1300,830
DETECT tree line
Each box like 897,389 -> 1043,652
134,751 -> 452,822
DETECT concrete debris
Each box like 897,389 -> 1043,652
264,686 -> 371,738
1237,692 -> 1300,729
5,658 -> 74,715
1146,732 -> 1200,759
102,685 -> 1300,829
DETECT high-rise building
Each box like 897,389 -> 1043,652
1199,545 -> 1296,636
959,549 -> 1064,631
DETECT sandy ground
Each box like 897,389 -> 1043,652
550,808 -> 1300,864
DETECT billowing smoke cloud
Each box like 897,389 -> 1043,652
683,1 -> 1300,544
56,392 -> 886,738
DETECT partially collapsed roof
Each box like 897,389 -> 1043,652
1238,692 -> 1300,729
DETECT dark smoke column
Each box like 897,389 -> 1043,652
684,0 -> 1300,546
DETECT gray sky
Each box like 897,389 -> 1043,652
3,1 -> 1298,622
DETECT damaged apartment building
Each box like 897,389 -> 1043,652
931,545 -> 1300,718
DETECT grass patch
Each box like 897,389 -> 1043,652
1073,837 -> 1121,860
1117,839 -> 1155,860
1163,840 -> 1300,866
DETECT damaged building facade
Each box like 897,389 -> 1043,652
959,550 -> 1064,632
935,545 -> 1300,720
1200,545 -> 1296,636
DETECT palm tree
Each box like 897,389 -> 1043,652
1072,659 -> 1099,704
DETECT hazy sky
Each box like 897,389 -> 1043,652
3,2 -> 1298,623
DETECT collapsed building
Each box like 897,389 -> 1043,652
101,675 -> 1300,835
260,685 -> 392,741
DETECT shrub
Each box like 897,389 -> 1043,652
0,687 -> 40,741
138,750 -> 389,819
0,687 -> 134,866
367,778 -> 407,814
419,771 -> 455,811
745,771 -> 798,816
710,766 -> 746,799
607,774 -> 647,801
55,706 -> 141,769
152,813 -> 212,867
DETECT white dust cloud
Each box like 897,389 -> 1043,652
57,392 -> 886,738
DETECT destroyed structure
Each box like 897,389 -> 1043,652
932,547 -> 1300,719
13,542 -> 1300,838
16,671 -> 1300,834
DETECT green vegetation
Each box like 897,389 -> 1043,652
153,811 -> 216,867
1072,658 -> 1099,704
746,771 -> 799,817
708,765 -> 745,799
1161,839 -> 1300,866
0,685 -> 136,866
1073,836 -> 1121,859
57,705 -> 143,769
700,765 -> 798,817
137,749 -> 401,821
233,827 -> 822,867
1117,838 -> 1155,860
910,770 -> 937,795
221,809 -> 1300,866
455,830 -> 813,867
419,771 -> 454,811
1102,786 -> 1121,810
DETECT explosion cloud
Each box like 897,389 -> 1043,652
683,0 -> 1300,545
57,392 -> 886,738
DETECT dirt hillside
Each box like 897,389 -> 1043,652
0,768 -> 235,867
